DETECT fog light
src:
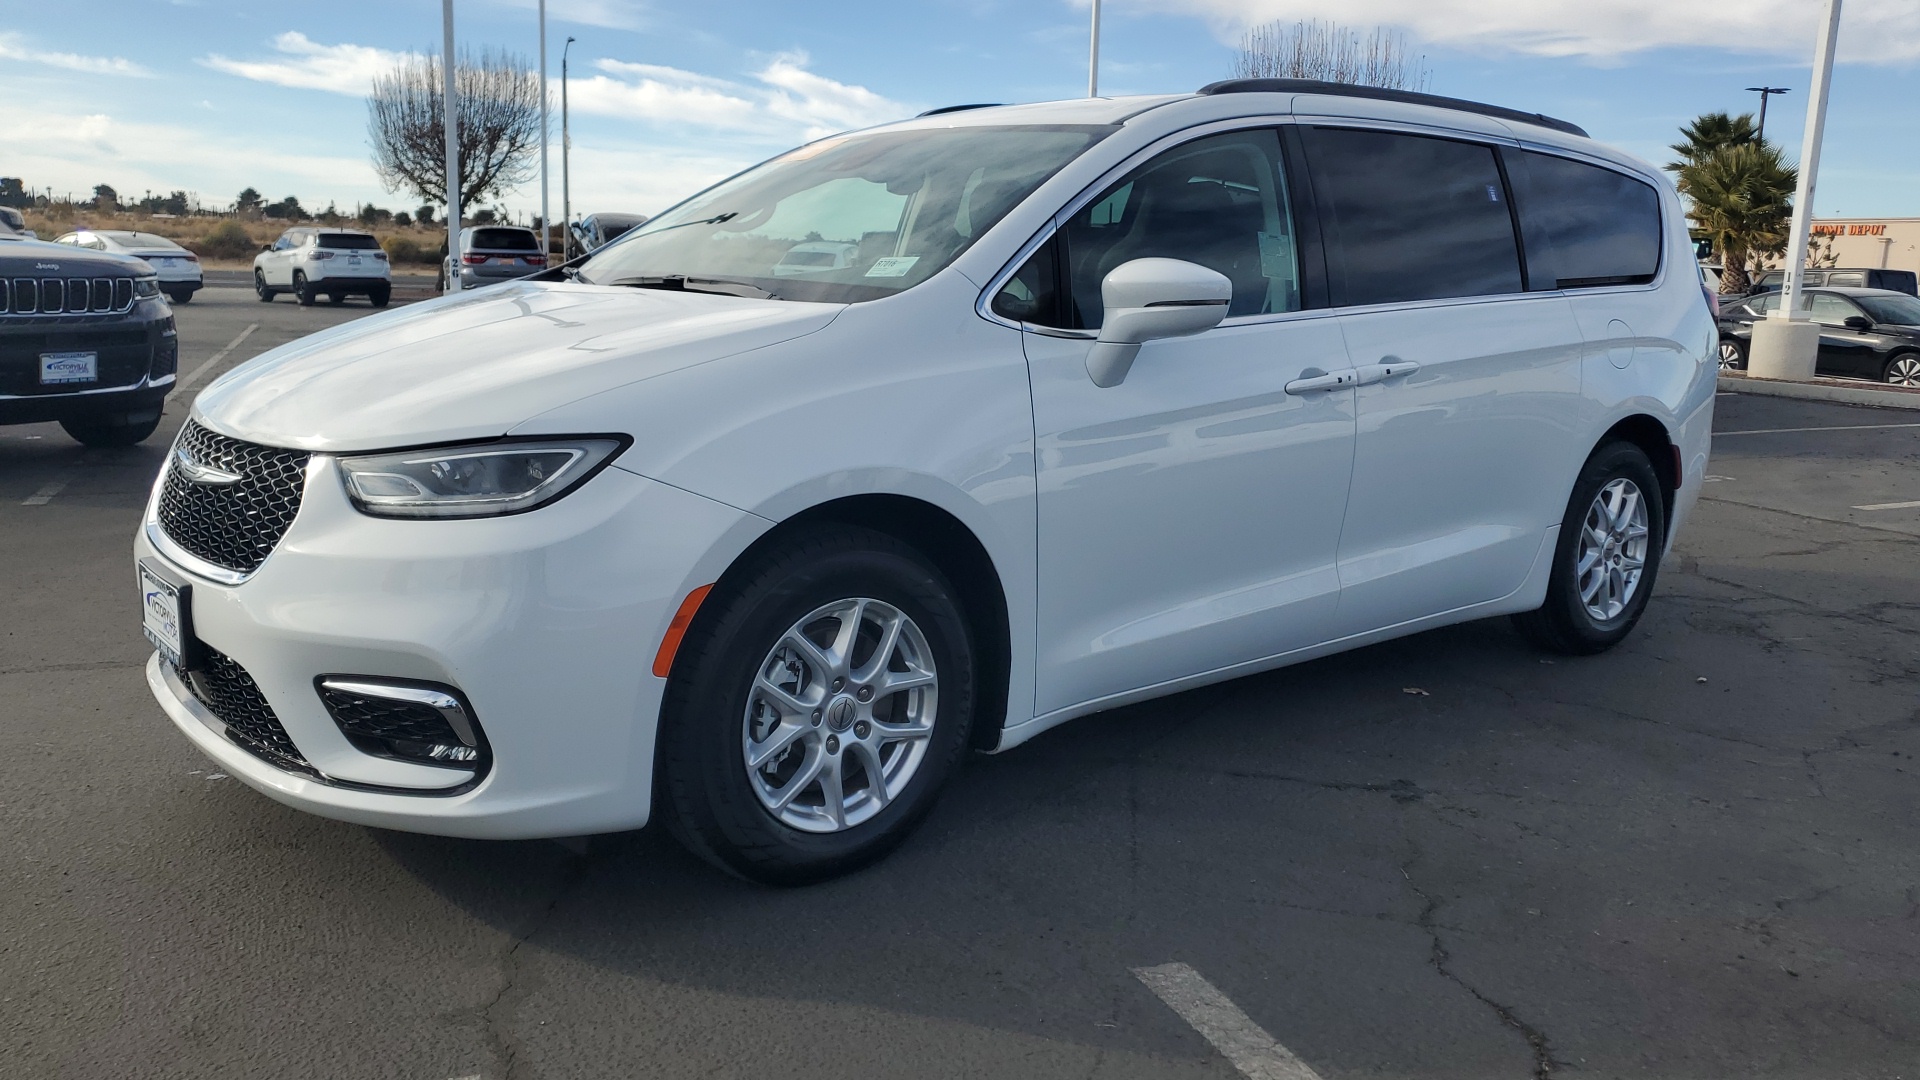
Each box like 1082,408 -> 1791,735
315,676 -> 489,773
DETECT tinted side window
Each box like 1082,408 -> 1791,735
1300,127 -> 1523,306
1807,293 -> 1861,324
991,237 -> 1061,325
1059,129 -> 1299,328
1518,152 -> 1662,288
1825,272 -> 1865,288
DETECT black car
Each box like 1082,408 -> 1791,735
1751,267 -> 1919,297
0,235 -> 177,445
1717,287 -> 1920,387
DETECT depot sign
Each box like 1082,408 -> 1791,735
1813,223 -> 1890,236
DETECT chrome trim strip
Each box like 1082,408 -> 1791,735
317,677 -> 479,748
0,373 -> 158,402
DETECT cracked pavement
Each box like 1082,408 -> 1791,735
3,295 -> 1917,1080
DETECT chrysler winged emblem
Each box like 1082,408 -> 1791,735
174,445 -> 242,485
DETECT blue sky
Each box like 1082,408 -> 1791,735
5,0 -> 1917,223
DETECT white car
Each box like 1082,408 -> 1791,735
137,81 -> 1714,883
55,230 -> 202,303
253,227 -> 390,307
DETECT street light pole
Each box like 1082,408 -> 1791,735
1744,85 -> 1790,142
1087,0 -> 1102,97
442,0 -> 461,292
562,36 -> 575,262
1749,0 -> 1843,382
539,0 -> 550,263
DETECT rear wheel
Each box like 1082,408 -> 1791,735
1717,338 -> 1746,371
293,271 -> 315,306
1513,441 -> 1666,655
1885,352 -> 1920,388
254,270 -> 274,302
659,525 -> 975,885
166,288 -> 194,304
327,292 -> 345,306
60,414 -> 161,447
369,284 -> 391,308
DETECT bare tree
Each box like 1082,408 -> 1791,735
366,48 -> 542,221
1232,20 -> 1431,91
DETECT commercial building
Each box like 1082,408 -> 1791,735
1810,218 -> 1920,274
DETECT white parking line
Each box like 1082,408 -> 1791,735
1853,499 -> 1920,511
1134,962 -> 1325,1080
177,323 -> 259,392
1718,422 -> 1920,436
22,480 -> 68,506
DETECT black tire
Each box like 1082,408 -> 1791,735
1717,337 -> 1747,371
1883,351 -> 1920,388
60,414 -> 162,447
166,289 -> 194,305
369,284 -> 391,308
254,270 -> 275,302
293,271 -> 315,306
658,524 -> 976,885
1512,441 -> 1667,655
326,292 -> 345,306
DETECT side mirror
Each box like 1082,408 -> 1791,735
1085,258 -> 1232,387
261,244 -> 273,253
1843,315 -> 1874,332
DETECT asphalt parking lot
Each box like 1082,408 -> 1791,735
4,287 -> 1918,1080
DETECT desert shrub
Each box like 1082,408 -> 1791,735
382,235 -> 436,265
197,219 -> 256,259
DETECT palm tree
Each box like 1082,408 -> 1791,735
1678,141 -> 1796,294
1667,111 -> 1760,171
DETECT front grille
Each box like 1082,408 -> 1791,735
157,422 -> 311,575
177,649 -> 312,773
3,276 -> 136,316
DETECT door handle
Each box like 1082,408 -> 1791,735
1354,359 -> 1421,386
1284,368 -> 1358,395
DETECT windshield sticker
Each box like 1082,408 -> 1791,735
865,256 -> 920,278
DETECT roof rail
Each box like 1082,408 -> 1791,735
1196,79 -> 1588,138
917,103 -> 1006,118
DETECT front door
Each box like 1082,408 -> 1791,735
1807,292 -> 1878,377
1012,128 -> 1358,718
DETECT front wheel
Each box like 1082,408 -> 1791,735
658,525 -> 976,885
1718,338 -> 1747,371
1885,352 -> 1920,388
254,270 -> 274,302
1512,441 -> 1666,655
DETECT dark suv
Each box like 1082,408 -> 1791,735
0,235 -> 177,445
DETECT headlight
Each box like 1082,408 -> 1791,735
134,277 -> 160,298
337,437 -> 627,519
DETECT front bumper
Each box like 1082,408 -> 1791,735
137,451 -> 765,838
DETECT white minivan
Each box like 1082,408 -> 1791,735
138,81 -> 1714,883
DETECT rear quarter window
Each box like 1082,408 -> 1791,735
1517,152 -> 1662,289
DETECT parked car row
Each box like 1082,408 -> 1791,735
1717,287 -> 1920,385
54,230 -> 202,304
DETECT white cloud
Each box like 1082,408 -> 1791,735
1114,0 -> 1920,64
0,32 -> 150,76
200,32 -> 408,96
9,110 -> 381,210
564,51 -> 911,141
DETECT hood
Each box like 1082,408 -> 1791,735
0,236 -> 147,276
193,280 -> 843,451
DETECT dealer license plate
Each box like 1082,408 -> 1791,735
139,561 -> 188,668
41,351 -> 97,385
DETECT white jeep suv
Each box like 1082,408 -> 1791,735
139,81 -> 1714,883
253,227 -> 391,307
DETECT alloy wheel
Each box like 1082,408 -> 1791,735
1575,477 -> 1650,622
1718,341 -> 1743,370
741,597 -> 937,833
1887,355 -> 1920,388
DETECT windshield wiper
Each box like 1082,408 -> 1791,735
607,274 -> 777,300
641,211 -> 738,236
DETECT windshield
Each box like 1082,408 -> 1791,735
1857,293 -> 1920,325
576,125 -> 1109,303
